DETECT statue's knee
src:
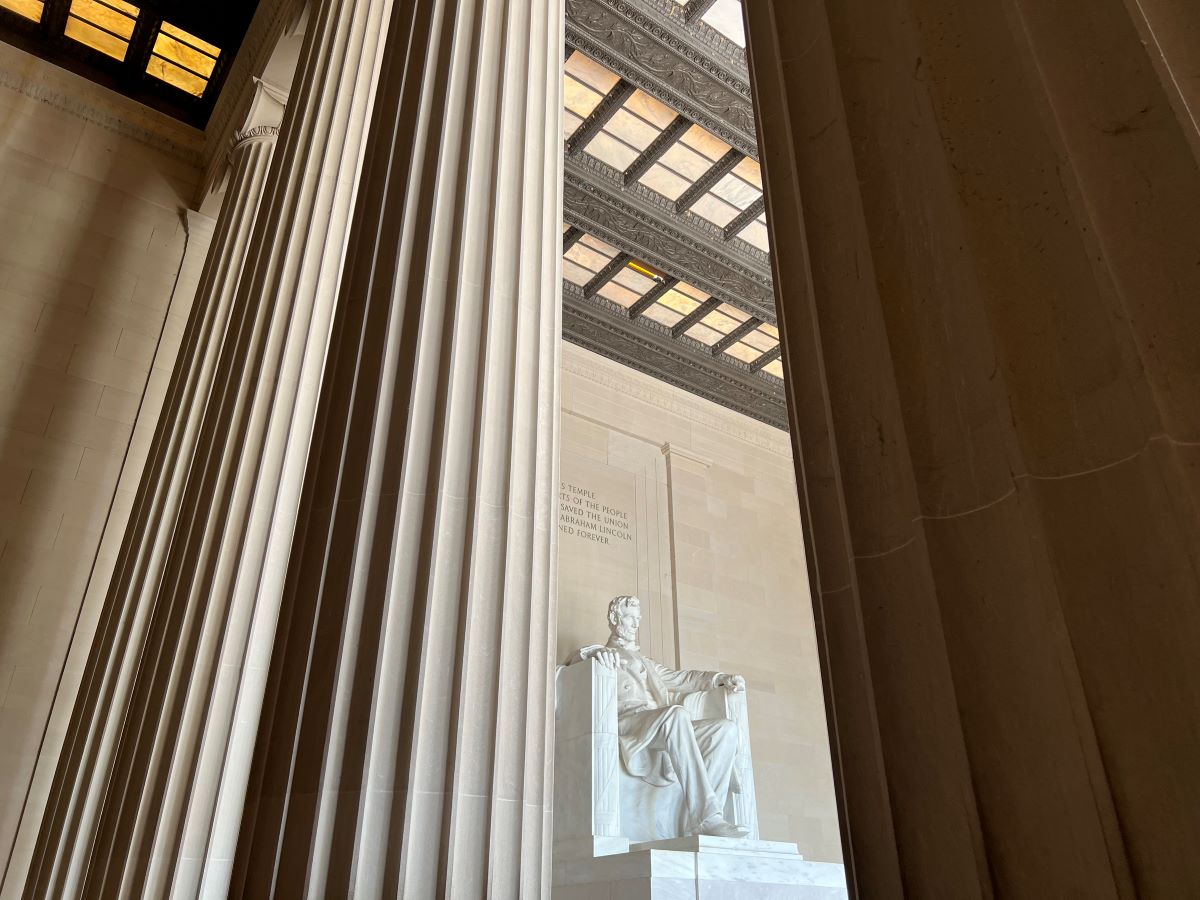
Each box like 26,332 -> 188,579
663,705 -> 689,730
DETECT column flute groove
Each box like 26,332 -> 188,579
20,0 -> 394,893
233,0 -> 562,895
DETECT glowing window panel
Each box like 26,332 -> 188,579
701,0 -> 746,47
643,303 -> 684,328
658,141 -> 712,181
611,265 -> 656,296
725,341 -> 761,364
659,288 -> 702,317
606,108 -> 658,152
563,259 -> 594,286
0,0 -> 43,22
711,171 -> 761,209
566,52 -> 619,95
565,75 -> 603,120
763,358 -> 785,379
679,124 -> 730,162
686,322 -> 723,346
66,0 -> 138,61
624,90 -> 675,129
146,21 -> 220,97
563,110 -> 583,140
739,218 -> 770,251
638,163 -> 690,201
743,327 -> 778,352
598,281 -> 640,308
760,322 -> 779,339
733,156 -> 762,190
690,193 -> 739,228
583,131 -> 639,169
701,304 -> 747,334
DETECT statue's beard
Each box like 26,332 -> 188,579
611,625 -> 639,648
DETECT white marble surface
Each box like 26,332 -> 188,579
552,839 -> 847,899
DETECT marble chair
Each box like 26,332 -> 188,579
553,658 -> 760,857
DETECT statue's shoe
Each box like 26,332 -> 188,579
696,817 -> 750,839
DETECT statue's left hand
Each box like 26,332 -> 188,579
717,673 -> 746,693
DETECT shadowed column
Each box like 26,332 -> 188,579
745,0 -> 1200,896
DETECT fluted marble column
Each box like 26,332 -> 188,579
21,0 -> 392,894
232,0 -> 562,896
745,0 -> 1200,897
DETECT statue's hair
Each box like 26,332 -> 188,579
607,594 -> 641,625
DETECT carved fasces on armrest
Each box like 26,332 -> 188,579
554,659 -> 622,842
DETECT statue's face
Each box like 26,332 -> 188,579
612,606 -> 641,642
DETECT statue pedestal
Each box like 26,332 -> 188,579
552,835 -> 848,899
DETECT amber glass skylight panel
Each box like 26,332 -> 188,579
658,287 -> 702,317
743,326 -> 779,353
66,0 -> 138,62
565,75 -> 603,122
733,156 -> 762,189
643,302 -> 684,328
625,90 -> 675,130
763,359 -> 784,379
701,303 -> 748,335
656,141 -> 711,182
566,52 -> 618,96
725,342 -> 761,364
584,93 -> 667,171
563,233 -> 618,286
685,322 -> 723,346
679,124 -> 730,162
0,0 -> 43,22
147,21 -> 220,97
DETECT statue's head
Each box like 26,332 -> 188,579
607,595 -> 641,643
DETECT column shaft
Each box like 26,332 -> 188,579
746,0 -> 1200,897
21,0 -> 392,894
232,0 -> 562,896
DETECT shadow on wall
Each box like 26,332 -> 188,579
0,82 -> 198,879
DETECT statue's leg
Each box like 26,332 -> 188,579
691,718 -> 739,810
653,706 -> 723,830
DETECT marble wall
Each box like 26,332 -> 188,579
558,343 -> 842,864
0,45 -> 205,875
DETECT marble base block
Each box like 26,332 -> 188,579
553,835 -> 847,899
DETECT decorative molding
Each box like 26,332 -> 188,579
0,51 -> 203,166
660,441 -> 713,469
566,0 -> 757,158
564,157 -> 775,322
563,282 -> 788,430
562,343 -> 792,455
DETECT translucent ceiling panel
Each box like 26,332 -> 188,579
690,192 -> 739,228
763,359 -> 784,379
739,217 -> 770,251
66,0 -> 138,62
643,303 -> 684,328
147,21 -> 221,97
638,164 -> 689,201
724,342 -> 761,363
700,303 -> 748,335
701,0 -> 746,47
685,322 -> 723,346
679,124 -> 731,163
564,233 -> 619,286
0,0 -> 43,22
566,51 -> 619,95
710,171 -> 761,210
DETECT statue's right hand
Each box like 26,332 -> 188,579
584,647 -> 621,670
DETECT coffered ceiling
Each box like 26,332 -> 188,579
561,0 -> 786,429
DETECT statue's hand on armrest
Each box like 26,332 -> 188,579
715,673 -> 746,693
568,644 -> 620,670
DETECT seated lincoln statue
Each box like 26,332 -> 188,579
565,595 -> 751,840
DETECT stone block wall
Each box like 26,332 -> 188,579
0,45 -> 207,873
558,342 -> 842,863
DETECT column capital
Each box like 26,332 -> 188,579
232,77 -> 288,151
